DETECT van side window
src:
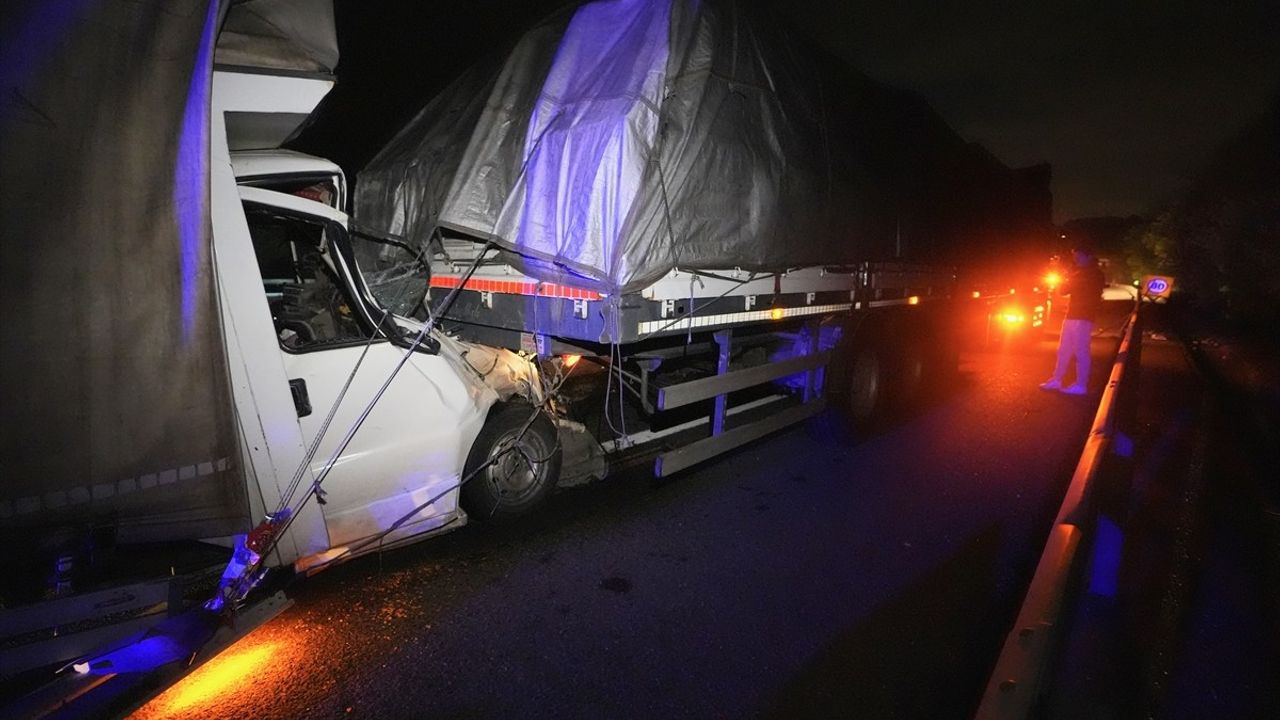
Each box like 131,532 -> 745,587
244,204 -> 373,351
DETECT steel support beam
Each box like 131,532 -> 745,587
654,399 -> 825,477
657,349 -> 832,411
712,331 -> 731,435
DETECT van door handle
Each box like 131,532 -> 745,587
288,378 -> 312,418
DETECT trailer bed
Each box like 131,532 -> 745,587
428,239 -> 953,348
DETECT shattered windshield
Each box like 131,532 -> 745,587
347,230 -> 431,320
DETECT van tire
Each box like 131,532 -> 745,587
461,404 -> 562,524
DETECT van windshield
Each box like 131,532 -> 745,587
347,231 -> 430,320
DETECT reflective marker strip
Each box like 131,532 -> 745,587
867,297 -> 923,308
429,276 -> 602,300
637,303 -> 852,335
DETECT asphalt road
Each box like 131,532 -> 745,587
132,311 -> 1130,720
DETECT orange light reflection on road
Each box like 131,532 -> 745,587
130,626 -> 305,719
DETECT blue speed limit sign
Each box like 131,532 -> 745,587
1142,275 -> 1174,299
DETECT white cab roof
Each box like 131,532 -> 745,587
231,149 -> 342,181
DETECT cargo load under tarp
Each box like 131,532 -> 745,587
356,0 -> 1022,300
0,0 -> 336,541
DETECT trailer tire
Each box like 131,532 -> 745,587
928,343 -> 961,393
461,404 -> 562,524
806,347 -> 884,444
898,344 -> 927,406
847,348 -> 884,425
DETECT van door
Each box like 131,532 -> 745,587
237,187 -> 488,555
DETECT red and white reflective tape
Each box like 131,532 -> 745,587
429,276 -> 601,300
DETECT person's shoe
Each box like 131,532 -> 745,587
1039,379 -> 1062,391
1061,383 -> 1087,395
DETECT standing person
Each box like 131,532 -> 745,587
1040,244 -> 1106,395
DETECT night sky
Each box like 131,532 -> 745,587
298,0 -> 1280,224
779,1 -> 1280,223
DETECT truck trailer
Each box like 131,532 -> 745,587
350,0 -> 971,493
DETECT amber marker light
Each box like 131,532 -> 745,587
770,307 -> 785,320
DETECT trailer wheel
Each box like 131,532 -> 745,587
808,346 -> 884,444
898,345 -> 927,406
847,349 -> 884,424
461,404 -> 562,524
927,343 -> 961,393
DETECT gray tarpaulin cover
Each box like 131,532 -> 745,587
356,0 -> 928,297
0,0 -> 334,541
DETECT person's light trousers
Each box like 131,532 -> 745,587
1051,318 -> 1094,386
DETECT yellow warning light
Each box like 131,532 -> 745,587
770,307 -> 785,320
1044,271 -> 1062,288
907,296 -> 920,305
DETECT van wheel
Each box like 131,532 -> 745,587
461,404 -> 562,524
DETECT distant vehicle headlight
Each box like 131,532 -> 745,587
998,308 -> 1026,325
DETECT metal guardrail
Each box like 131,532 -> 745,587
974,301 -> 1143,719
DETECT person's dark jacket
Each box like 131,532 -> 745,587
1063,262 -> 1106,322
